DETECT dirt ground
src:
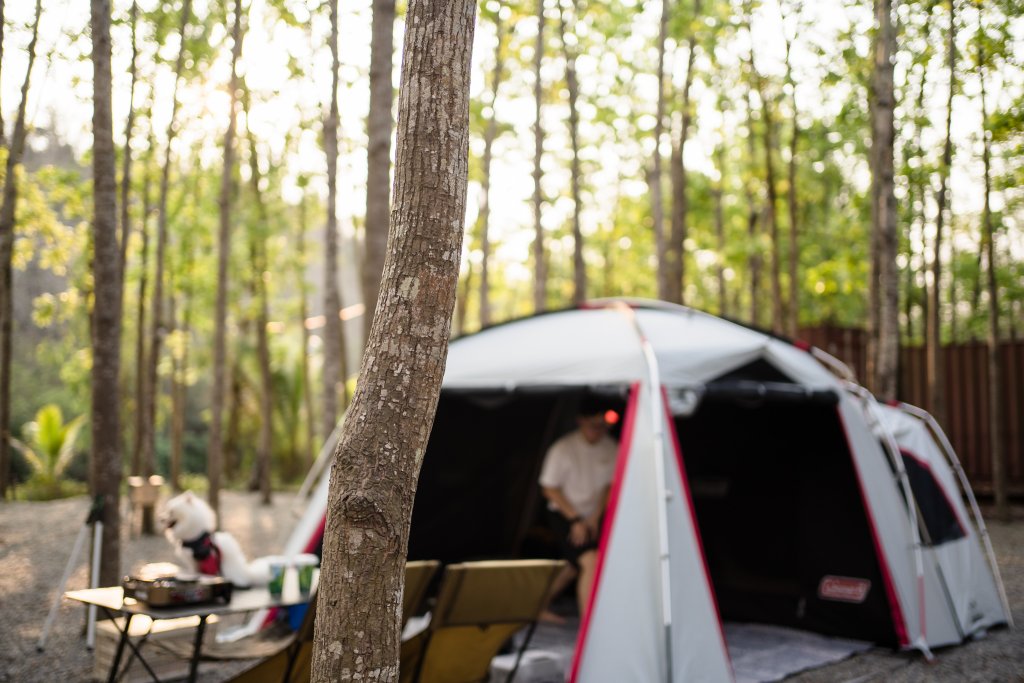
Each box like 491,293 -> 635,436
1,493 -> 1022,682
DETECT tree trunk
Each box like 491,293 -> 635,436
0,0 -> 41,499
298,192 -> 317,468
146,0 -> 192,522
132,152 -> 152,477
208,0 -> 237,518
119,0 -> 138,272
928,0 -> 954,424
714,138 -> 727,317
744,88 -> 762,326
979,60 -> 1007,521
90,0 -> 124,586
362,0 -> 396,347
559,0 -> 586,304
780,5 -> 800,337
668,6 -> 699,306
322,0 -> 346,443
869,0 -> 899,400
651,0 -> 669,301
245,115 -> 274,506
169,287 -> 189,493
532,0 -> 547,312
0,0 -> 5,149
311,1 -> 476,680
478,7 -> 505,328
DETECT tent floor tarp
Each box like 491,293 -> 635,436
489,619 -> 873,683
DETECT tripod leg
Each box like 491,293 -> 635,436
36,524 -> 90,651
87,521 -> 103,650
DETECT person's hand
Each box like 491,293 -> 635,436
584,516 -> 601,539
569,519 -> 590,547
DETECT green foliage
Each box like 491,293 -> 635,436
9,405 -> 87,500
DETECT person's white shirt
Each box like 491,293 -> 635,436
539,429 -> 618,519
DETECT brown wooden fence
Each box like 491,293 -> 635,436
798,325 -> 1024,496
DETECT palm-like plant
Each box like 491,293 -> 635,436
9,404 -> 86,498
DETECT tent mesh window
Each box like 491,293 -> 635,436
898,450 -> 967,547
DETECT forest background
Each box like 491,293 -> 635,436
0,0 -> 1021,509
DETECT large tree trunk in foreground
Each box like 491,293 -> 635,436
209,0 -> 239,518
869,0 -> 899,400
362,0 -> 396,347
0,0 -> 41,499
91,0 -> 124,586
928,0 -> 954,423
322,0 -> 346,444
311,0 -> 476,679
532,0 -> 547,312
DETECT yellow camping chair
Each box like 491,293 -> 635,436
229,560 -> 440,683
399,559 -> 566,683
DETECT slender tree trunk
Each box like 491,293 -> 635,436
0,0 -> 5,149
225,358 -> 243,480
668,6 -> 700,306
119,0 -> 139,272
170,286 -> 189,493
208,0 -> 237,518
532,0 -> 547,312
311,1 -> 476,679
362,0 -> 396,346
0,0 -> 41,499
456,265 -> 472,336
906,23 -> 931,345
651,0 -> 669,301
132,152 -> 152,476
780,10 -> 800,337
948,239 -> 958,342
928,0 -> 954,423
869,0 -> 899,400
245,116 -> 274,506
90,0 -> 124,585
298,193 -> 316,467
744,88 -> 762,326
478,8 -> 505,328
322,0 -> 346,443
558,0 -> 586,304
979,63 -> 1007,520
714,139 -> 727,317
146,0 -> 193,524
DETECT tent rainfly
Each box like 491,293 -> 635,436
280,299 -> 1011,682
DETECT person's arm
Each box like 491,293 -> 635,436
542,486 -> 591,546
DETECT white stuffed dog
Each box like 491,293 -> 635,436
159,491 -> 270,588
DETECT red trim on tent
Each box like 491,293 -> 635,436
835,406 -> 910,647
793,339 -> 812,351
662,386 -> 735,682
569,382 -> 640,683
899,448 -> 970,538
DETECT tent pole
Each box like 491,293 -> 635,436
899,403 -> 1015,628
612,302 -> 674,682
846,383 -> 935,659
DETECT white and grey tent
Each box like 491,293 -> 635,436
282,299 -> 1010,681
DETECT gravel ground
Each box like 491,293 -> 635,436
1,494 -> 1022,682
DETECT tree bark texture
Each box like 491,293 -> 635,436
209,0 -> 238,517
0,0 -> 41,499
928,0 -> 954,424
668,9 -> 699,306
869,0 -> 899,400
559,0 -> 586,305
651,0 -> 669,302
532,0 -> 547,312
362,0 -> 396,347
979,64 -> 1007,520
91,0 -> 124,585
311,1 -> 476,680
322,0 -> 346,444
478,7 -> 505,328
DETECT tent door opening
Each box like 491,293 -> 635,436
673,397 -> 901,647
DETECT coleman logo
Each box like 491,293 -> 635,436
818,576 -> 871,603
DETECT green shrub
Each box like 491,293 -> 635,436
9,404 -> 86,500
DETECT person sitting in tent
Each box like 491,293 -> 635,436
538,396 -> 618,622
